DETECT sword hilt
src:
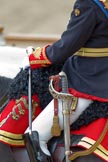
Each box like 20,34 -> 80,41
59,71 -> 68,94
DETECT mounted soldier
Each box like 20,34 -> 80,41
0,0 -> 108,161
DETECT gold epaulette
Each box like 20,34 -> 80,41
100,0 -> 108,9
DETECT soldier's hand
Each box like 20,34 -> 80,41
22,46 -> 35,69
28,45 -> 52,69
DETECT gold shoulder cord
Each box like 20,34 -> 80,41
100,0 -> 108,8
69,119 -> 108,160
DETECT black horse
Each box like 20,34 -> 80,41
0,66 -> 107,162
0,76 -> 12,112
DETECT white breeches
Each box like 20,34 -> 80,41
25,97 -> 93,142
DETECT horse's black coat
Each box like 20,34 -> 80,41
0,76 -> 12,99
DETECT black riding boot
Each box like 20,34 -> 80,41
23,131 -> 53,162
0,142 -> 17,162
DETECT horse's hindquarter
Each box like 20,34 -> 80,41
12,147 -> 30,162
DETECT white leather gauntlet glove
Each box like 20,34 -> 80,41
22,46 -> 35,69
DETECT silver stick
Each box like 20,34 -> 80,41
28,67 -> 32,135
26,47 -> 34,135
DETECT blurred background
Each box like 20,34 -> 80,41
0,0 -> 75,78
0,0 -> 75,35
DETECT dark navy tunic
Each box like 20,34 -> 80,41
46,0 -> 108,102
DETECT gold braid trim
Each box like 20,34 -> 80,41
42,46 -> 52,64
69,119 -> 108,160
16,97 -> 38,119
12,97 -> 28,120
33,47 -> 42,59
30,45 -> 51,65
0,97 -> 28,127
16,97 -> 28,109
0,112 -> 12,127
0,130 -> 24,146
32,100 -> 39,119
0,96 -> 39,146
77,137 -> 108,161
74,48 -> 108,57
17,104 -> 25,115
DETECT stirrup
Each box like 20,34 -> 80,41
23,131 -> 53,162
